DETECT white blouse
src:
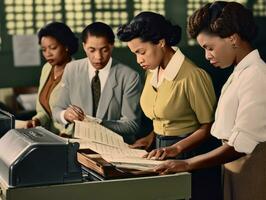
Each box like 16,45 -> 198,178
211,50 -> 266,154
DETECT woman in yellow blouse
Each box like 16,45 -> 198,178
25,22 -> 78,134
118,12 -> 221,200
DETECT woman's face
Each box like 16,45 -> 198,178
40,36 -> 69,66
127,38 -> 164,70
197,32 -> 236,69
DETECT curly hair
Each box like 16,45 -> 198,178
38,22 -> 79,56
188,1 -> 257,42
117,11 -> 182,46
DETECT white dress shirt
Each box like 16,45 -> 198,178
88,58 -> 112,92
60,58 -> 112,124
211,50 -> 266,154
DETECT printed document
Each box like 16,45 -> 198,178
70,120 -> 164,169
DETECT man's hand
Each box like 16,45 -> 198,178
64,105 -> 85,123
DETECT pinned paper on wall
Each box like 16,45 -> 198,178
12,35 -> 41,67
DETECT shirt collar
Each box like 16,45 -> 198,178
150,48 -> 185,87
233,49 -> 260,77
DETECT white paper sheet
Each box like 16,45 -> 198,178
71,120 -> 164,170
74,120 -> 128,149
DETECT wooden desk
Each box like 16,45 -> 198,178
0,173 -> 191,200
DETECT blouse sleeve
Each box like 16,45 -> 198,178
228,68 -> 266,153
186,68 -> 217,124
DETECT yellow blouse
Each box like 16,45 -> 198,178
140,51 -> 216,136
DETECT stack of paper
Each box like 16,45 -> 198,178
70,120 -> 163,170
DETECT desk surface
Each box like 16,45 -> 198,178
0,172 -> 191,200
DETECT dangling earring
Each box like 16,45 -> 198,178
65,48 -> 69,52
160,40 -> 165,48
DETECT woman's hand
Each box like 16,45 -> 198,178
25,118 -> 41,128
129,131 -> 155,150
147,123 -> 212,160
153,159 -> 190,175
64,105 -> 85,123
145,144 -> 181,160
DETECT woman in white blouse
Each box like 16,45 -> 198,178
154,1 -> 266,199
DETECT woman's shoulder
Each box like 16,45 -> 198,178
42,62 -> 52,71
182,57 -> 210,78
40,62 -> 52,78
239,60 -> 266,82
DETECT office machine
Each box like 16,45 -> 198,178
0,127 -> 191,200
0,127 -> 82,188
0,173 -> 191,200
0,109 -> 14,138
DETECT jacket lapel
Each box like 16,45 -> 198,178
79,60 -> 93,115
96,62 -> 117,118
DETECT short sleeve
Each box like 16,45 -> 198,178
186,69 -> 216,124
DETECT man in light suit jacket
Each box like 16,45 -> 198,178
52,22 -> 142,144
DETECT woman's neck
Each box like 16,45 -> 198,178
53,57 -> 71,79
234,42 -> 254,66
160,47 -> 175,70
54,56 -> 71,69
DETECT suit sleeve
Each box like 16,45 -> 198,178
101,71 -> 142,144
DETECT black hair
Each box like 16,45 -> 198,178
188,1 -> 257,42
81,22 -> 115,45
117,11 -> 182,46
38,21 -> 79,56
